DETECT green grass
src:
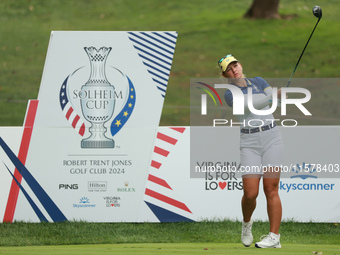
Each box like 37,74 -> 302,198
0,243 -> 339,255
0,0 -> 339,126
0,220 -> 339,247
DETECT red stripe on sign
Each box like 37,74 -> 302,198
145,188 -> 192,213
66,107 -> 73,120
151,160 -> 162,169
148,174 -> 172,190
154,146 -> 169,157
170,127 -> 186,133
72,115 -> 80,128
156,132 -> 177,145
79,123 -> 85,136
3,100 -> 39,223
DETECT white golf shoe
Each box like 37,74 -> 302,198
241,219 -> 253,247
255,232 -> 281,248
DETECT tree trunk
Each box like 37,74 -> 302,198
244,0 -> 280,19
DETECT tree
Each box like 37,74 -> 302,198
244,0 -> 280,19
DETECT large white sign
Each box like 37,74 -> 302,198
0,31 -> 180,222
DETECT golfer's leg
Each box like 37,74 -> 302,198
242,175 -> 261,222
263,168 -> 282,234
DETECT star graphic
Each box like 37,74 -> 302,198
115,120 -> 121,127
123,111 -> 129,117
130,95 -> 134,99
128,103 -> 133,108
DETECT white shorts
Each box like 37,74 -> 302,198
240,127 -> 283,176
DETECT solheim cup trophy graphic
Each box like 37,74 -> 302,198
80,46 -> 115,148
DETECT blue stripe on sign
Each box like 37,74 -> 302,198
141,32 -> 175,50
152,78 -> 167,87
0,137 -> 68,222
134,45 -> 171,66
59,76 -> 69,111
128,32 -> 173,55
165,32 -> 178,40
4,163 -> 48,222
157,86 -> 166,93
128,32 -> 178,97
129,37 -> 173,61
138,54 -> 170,72
145,201 -> 194,223
152,32 -> 177,45
110,75 -> 136,137
143,61 -> 170,77
148,70 -> 168,82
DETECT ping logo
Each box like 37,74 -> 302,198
196,82 -> 223,115
59,184 -> 79,190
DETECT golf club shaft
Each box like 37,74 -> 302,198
286,17 -> 321,87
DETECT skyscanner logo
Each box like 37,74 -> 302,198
280,162 -> 335,193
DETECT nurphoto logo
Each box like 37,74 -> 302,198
198,82 -> 312,127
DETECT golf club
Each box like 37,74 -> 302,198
286,5 -> 322,87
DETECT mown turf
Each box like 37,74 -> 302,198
0,220 -> 339,247
0,243 -> 339,255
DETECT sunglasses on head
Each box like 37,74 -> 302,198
218,54 -> 233,64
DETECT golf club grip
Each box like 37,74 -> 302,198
286,17 -> 321,87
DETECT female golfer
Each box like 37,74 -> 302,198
218,54 -> 283,248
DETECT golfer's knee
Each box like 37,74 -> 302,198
264,185 -> 279,198
243,191 -> 258,201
